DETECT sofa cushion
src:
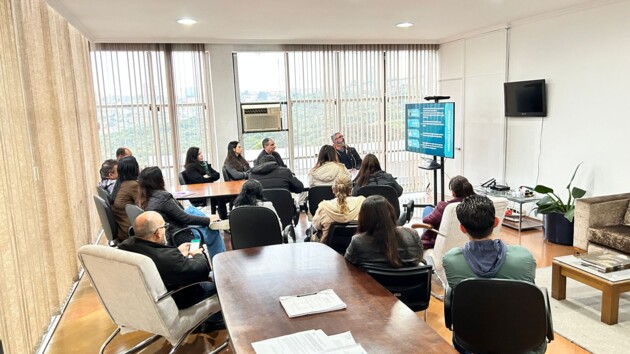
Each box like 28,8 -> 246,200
588,225 -> 630,254
624,204 -> 630,226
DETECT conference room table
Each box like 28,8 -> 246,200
171,180 -> 246,200
213,242 -> 454,353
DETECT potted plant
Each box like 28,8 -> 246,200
532,163 -> 586,245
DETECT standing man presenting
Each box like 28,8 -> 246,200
332,132 -> 362,170
254,138 -> 286,167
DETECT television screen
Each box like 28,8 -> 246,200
504,79 -> 547,117
405,102 -> 455,158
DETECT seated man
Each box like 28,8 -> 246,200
254,137 -> 286,167
442,195 -> 540,353
250,155 -> 304,193
116,146 -> 132,160
332,132 -> 362,170
118,211 -> 223,330
97,159 -> 118,194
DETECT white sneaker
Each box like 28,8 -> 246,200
209,219 -> 230,230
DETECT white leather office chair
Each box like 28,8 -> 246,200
413,197 -> 508,298
78,245 -> 228,354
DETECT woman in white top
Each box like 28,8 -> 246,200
310,174 -> 365,243
308,145 -> 351,187
233,179 -> 282,230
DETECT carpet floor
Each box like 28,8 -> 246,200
536,267 -> 630,354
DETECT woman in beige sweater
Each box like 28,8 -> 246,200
310,174 -> 365,243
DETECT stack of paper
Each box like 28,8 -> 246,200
279,289 -> 347,318
252,329 -> 367,354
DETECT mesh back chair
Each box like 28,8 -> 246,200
307,185 -> 335,219
229,206 -> 283,250
445,278 -> 554,353
262,188 -> 298,241
177,171 -> 187,185
78,245 -> 228,354
325,222 -> 358,255
97,186 -> 112,206
93,195 -> 119,246
412,196 -> 508,299
356,185 -> 402,224
363,263 -> 433,320
125,204 -> 144,226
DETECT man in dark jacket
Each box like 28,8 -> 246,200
332,132 -> 362,169
254,137 -> 286,167
118,211 -> 224,331
250,155 -> 304,193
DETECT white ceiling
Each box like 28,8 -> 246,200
48,0 -> 600,44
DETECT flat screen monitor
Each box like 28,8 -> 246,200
504,79 -> 547,117
405,102 -> 455,159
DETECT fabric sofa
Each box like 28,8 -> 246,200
574,193 -> 630,255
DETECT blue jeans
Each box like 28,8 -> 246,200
185,205 -> 226,260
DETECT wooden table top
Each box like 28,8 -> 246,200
213,243 -> 454,353
170,180 -> 246,200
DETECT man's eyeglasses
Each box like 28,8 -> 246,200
154,222 -> 169,233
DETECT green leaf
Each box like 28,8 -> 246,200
534,185 -> 554,194
571,187 -> 586,199
537,204 -> 560,214
566,162 -> 583,189
565,209 -> 575,222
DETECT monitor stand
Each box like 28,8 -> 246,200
419,156 -> 444,205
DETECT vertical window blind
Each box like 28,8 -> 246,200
90,43 -> 211,182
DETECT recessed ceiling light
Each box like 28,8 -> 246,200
396,22 -> 414,28
177,18 -> 197,25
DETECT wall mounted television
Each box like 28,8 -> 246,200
405,102 -> 455,158
504,79 -> 547,117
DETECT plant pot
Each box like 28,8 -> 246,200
543,213 -> 574,246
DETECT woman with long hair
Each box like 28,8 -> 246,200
111,156 -> 140,241
352,154 -> 403,197
421,175 -> 475,249
183,146 -> 228,219
310,174 -> 365,243
138,166 -> 226,259
308,145 -> 351,187
223,141 -> 251,180
344,195 -> 423,268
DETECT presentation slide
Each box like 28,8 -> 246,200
405,102 -> 455,158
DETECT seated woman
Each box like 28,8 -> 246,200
111,156 -> 139,242
308,145 -> 351,187
420,175 -> 475,249
352,154 -> 403,197
233,180 -> 282,230
138,166 -> 226,260
183,146 -> 227,220
310,174 -> 365,243
344,195 -> 423,268
223,141 -> 251,180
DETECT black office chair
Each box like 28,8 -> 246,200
308,185 -> 335,218
325,222 -> 358,255
222,166 -> 233,181
93,195 -> 118,246
96,186 -> 112,206
262,188 -> 299,242
169,226 -> 205,248
356,185 -> 402,223
363,263 -> 433,319
445,278 -> 554,354
178,171 -> 187,185
228,206 -> 283,250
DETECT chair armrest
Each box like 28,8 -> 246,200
539,287 -> 555,342
157,281 -> 214,302
444,285 -> 453,330
411,223 -> 432,230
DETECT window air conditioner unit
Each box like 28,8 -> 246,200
242,103 -> 282,132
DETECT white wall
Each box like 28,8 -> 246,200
505,1 -> 630,197
439,30 -> 507,187
440,1 -> 630,198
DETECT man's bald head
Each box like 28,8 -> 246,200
133,211 -> 163,239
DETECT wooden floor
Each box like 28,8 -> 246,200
43,210 -> 589,353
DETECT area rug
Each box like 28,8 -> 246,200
535,267 -> 630,354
